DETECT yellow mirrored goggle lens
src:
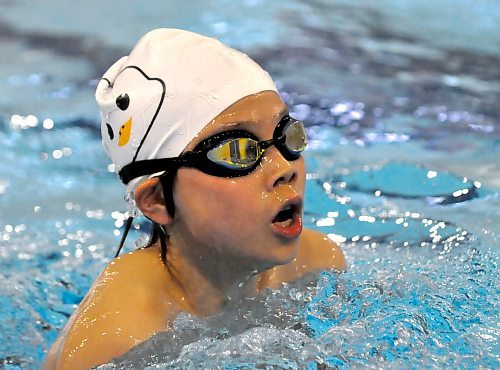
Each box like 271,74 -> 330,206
207,138 -> 261,168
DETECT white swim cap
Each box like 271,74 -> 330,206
96,28 -> 277,193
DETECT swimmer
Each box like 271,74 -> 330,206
44,28 -> 345,370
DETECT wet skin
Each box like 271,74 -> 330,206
44,91 -> 346,370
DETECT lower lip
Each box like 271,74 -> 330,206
271,214 -> 303,239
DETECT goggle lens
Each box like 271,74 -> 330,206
207,138 -> 261,169
284,119 -> 308,154
206,118 -> 307,170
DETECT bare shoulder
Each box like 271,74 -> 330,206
297,228 -> 346,271
264,229 -> 346,288
44,247 -> 174,370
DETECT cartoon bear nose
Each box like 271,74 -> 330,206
116,94 -> 130,110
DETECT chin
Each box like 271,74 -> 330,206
237,236 -> 300,271
266,241 -> 300,267
248,253 -> 293,273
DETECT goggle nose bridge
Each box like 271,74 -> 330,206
255,133 -> 291,161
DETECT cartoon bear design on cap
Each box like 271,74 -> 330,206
100,65 -> 165,168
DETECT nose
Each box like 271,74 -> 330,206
263,147 -> 299,190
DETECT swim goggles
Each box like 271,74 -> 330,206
119,115 -> 307,183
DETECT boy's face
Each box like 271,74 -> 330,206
171,91 -> 306,270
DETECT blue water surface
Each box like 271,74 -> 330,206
0,0 -> 498,368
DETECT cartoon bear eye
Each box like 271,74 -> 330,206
116,94 -> 130,111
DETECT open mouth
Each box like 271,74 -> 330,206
272,204 -> 296,227
271,200 -> 303,238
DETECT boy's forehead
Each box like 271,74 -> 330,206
184,92 -> 286,150
214,92 -> 286,124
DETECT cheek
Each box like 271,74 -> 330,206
173,170 -> 262,232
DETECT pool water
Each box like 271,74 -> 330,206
0,0 -> 498,368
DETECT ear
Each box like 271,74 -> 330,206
134,178 -> 172,225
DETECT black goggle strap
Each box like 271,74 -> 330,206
118,153 -> 197,184
114,215 -> 134,258
114,216 -> 169,260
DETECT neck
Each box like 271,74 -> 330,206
159,236 -> 263,316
